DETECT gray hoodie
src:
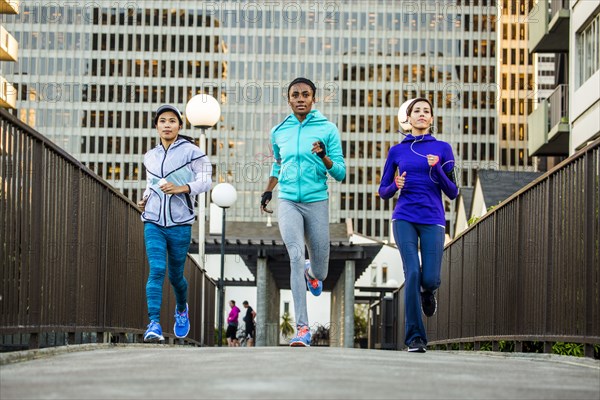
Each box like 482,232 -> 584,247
141,137 -> 212,227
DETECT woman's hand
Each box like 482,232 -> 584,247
395,171 -> 407,190
311,141 -> 326,158
260,191 -> 273,214
137,196 -> 148,211
427,154 -> 439,167
160,181 -> 189,194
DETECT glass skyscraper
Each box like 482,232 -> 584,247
4,0 -> 500,240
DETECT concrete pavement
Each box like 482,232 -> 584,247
1,344 -> 599,399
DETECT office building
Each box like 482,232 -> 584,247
4,1 -> 501,240
528,0 -> 599,158
497,0 -> 536,171
0,0 -> 18,109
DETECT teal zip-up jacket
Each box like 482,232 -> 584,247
270,109 -> 345,203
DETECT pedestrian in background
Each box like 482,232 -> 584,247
226,300 -> 241,347
242,300 -> 257,347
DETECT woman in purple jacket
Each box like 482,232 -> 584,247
378,98 -> 458,353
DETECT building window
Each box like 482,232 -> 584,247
577,13 -> 600,87
519,24 -> 526,40
370,264 -> 377,286
519,49 -> 525,65
519,124 -> 525,140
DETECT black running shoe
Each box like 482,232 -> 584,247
408,338 -> 427,353
421,291 -> 437,317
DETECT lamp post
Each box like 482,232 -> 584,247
211,183 -> 237,346
185,94 -> 221,271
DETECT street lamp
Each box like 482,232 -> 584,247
211,182 -> 237,346
185,94 -> 221,271
398,98 -> 414,133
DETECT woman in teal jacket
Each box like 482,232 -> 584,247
260,77 -> 345,347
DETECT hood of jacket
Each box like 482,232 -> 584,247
274,109 -> 330,131
401,133 -> 437,144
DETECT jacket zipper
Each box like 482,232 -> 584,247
295,113 -> 314,202
161,145 -> 169,226
296,123 -> 302,202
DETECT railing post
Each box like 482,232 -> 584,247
28,136 -> 44,349
584,148 -> 597,344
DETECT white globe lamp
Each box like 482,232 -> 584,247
185,94 -> 221,128
398,98 -> 415,132
386,279 -> 400,288
212,183 -> 238,209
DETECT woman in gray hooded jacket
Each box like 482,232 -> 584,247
137,104 -> 212,342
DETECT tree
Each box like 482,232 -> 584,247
280,312 -> 294,338
354,304 -> 368,341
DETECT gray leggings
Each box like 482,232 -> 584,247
278,199 -> 330,328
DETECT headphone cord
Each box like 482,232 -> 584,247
409,135 -> 454,184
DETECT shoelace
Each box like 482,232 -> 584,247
175,311 -> 188,325
306,271 -> 320,289
147,322 -> 160,331
296,326 -> 310,337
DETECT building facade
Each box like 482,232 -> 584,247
4,0 -> 501,240
569,0 -> 600,153
0,0 -> 18,109
528,0 -> 599,159
497,0 -> 536,171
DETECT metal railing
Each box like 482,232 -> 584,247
0,108 -> 216,350
371,137 -> 600,357
368,297 -> 397,350
550,0 -> 569,18
548,84 -> 569,131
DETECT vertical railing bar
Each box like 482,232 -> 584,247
28,134 -> 44,348
100,189 -> 109,334
69,167 -> 81,339
584,149 -> 595,340
22,133 -> 32,333
0,121 -> 6,323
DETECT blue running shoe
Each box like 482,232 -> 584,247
174,303 -> 190,338
289,325 -> 311,347
304,259 -> 322,296
144,321 -> 164,342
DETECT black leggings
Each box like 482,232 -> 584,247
226,324 -> 238,339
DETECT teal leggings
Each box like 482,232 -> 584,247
144,222 -> 191,323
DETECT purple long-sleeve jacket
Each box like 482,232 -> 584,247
379,134 -> 458,226
227,305 -> 240,325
